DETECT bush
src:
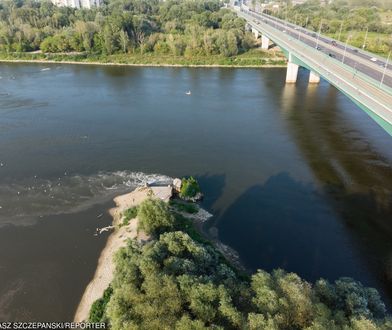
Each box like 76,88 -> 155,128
104,230 -> 390,330
122,206 -> 138,226
138,198 -> 176,236
170,200 -> 199,214
179,177 -> 201,199
89,285 -> 113,322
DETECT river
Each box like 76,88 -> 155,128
1,63 -> 392,320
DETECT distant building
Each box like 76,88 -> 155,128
292,0 -> 307,5
51,0 -> 101,9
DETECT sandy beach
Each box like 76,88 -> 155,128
73,185 -> 172,322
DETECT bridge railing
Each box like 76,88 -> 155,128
257,9 -> 390,65
245,8 -> 389,60
243,12 -> 392,122
241,8 -> 392,96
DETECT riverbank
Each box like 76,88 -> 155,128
78,191 -> 391,329
0,50 -> 287,68
73,182 -> 245,322
73,185 -> 172,322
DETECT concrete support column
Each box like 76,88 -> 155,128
309,71 -> 320,84
251,28 -> 259,39
286,61 -> 299,83
261,35 -> 270,50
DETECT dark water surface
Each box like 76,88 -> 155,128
1,63 -> 392,320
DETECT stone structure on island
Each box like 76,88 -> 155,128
51,0 -> 101,9
173,178 -> 182,193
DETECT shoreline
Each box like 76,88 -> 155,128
73,184 -> 244,322
0,58 -> 287,68
73,186 -> 172,322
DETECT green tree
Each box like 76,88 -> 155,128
179,177 -> 201,199
138,198 -> 176,236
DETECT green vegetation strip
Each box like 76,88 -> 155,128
170,200 -> 199,214
0,51 -> 286,67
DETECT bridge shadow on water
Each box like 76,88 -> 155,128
184,67 -> 392,310
234,68 -> 392,308
195,173 -> 227,213
217,172 -> 392,309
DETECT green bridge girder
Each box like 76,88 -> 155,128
258,28 -> 392,137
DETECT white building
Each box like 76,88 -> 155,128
51,0 -> 101,9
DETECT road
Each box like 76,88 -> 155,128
236,8 -> 392,131
242,8 -> 392,91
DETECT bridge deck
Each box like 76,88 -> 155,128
236,9 -> 392,134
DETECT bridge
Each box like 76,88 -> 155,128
234,7 -> 392,137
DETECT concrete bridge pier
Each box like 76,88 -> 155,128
286,61 -> 299,83
251,28 -> 259,39
309,71 -> 320,84
261,35 -> 270,50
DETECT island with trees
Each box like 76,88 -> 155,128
79,177 -> 391,330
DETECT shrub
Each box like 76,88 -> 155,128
122,206 -> 138,226
179,177 -> 201,199
138,198 -> 176,236
89,285 -> 113,322
104,230 -> 390,329
170,200 -> 199,214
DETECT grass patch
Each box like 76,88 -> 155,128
169,200 -> 199,214
174,213 -> 209,245
122,206 -> 138,226
0,50 -> 287,67
325,31 -> 391,57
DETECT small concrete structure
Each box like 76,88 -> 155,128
150,186 -> 173,202
51,0 -> 101,8
251,28 -> 259,39
261,35 -> 270,50
172,178 -> 182,193
309,71 -> 321,84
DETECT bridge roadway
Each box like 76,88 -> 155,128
246,10 -> 392,89
235,8 -> 392,135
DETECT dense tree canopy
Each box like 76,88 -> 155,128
284,0 -> 392,33
0,0 -> 256,57
252,0 -> 392,55
138,198 -> 176,236
91,198 -> 392,329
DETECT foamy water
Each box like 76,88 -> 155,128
0,171 -> 172,226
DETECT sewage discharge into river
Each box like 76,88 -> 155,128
1,64 -> 392,319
